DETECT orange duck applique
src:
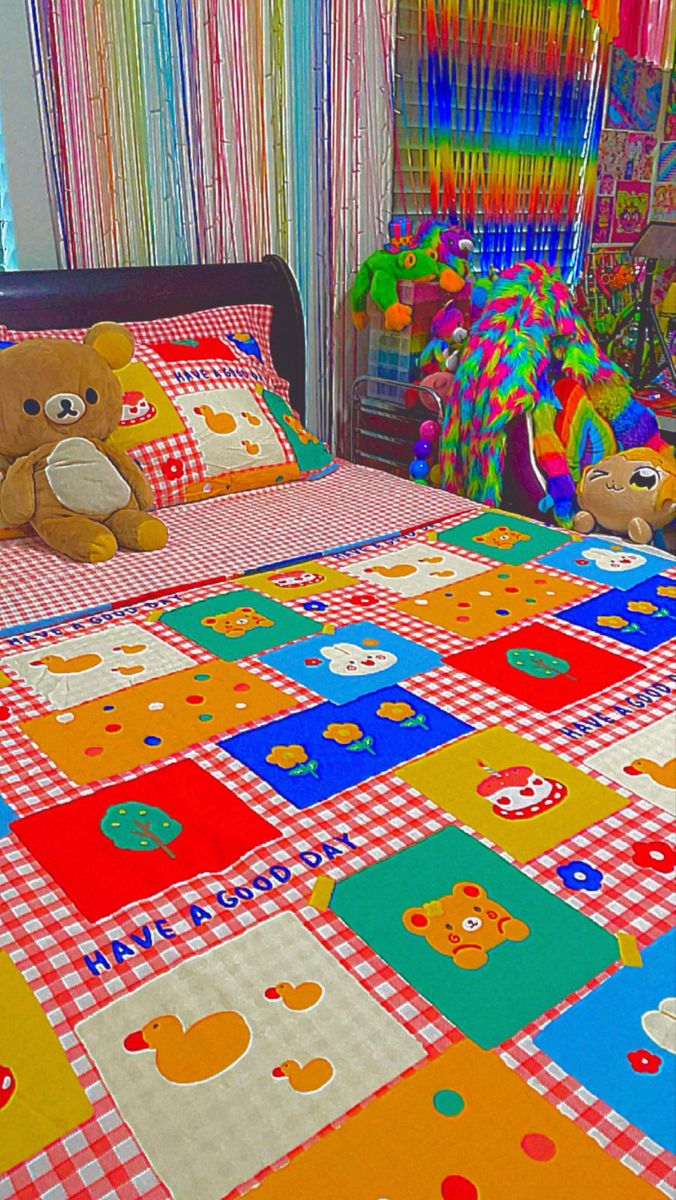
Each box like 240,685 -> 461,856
264,981 -> 324,1012
271,1057 -> 334,1093
366,564 -> 417,579
624,756 -> 676,790
123,1011 -> 251,1084
29,653 -> 102,675
194,405 -> 237,435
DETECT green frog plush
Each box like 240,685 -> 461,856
351,247 -> 465,332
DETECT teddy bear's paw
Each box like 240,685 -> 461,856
89,531 -> 119,563
106,509 -> 168,553
35,516 -> 118,563
136,515 -> 169,553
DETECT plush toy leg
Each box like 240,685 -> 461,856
627,516 -> 653,545
573,511 -> 596,534
106,508 -> 168,552
35,516 -> 117,563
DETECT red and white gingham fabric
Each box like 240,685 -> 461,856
2,303 -> 282,381
1,303 -> 317,515
0,462 -> 471,633
0,487 -> 674,1200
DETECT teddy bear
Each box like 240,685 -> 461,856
200,606 -> 274,638
573,446 -> 676,546
402,881 -> 530,970
0,323 -> 168,563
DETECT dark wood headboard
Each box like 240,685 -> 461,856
0,254 -> 307,420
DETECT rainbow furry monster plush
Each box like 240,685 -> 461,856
574,447 -> 676,545
351,247 -> 465,332
439,261 -> 666,526
0,324 -> 168,562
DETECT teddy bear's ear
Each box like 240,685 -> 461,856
84,322 -> 135,370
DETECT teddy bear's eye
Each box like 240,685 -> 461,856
85,387 -> 98,405
23,398 -> 41,416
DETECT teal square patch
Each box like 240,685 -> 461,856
438,512 -> 571,565
161,589 -> 323,661
329,826 -> 618,1049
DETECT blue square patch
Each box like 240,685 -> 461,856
540,536 -> 669,591
0,795 -> 16,838
536,929 -> 676,1153
558,573 -> 676,651
219,685 -> 472,809
261,620 -> 441,704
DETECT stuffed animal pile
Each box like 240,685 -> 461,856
439,261 -> 674,534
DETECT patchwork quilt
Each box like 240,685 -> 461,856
0,493 -> 674,1200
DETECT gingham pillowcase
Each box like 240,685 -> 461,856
0,309 -> 335,517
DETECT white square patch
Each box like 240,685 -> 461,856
344,541 -> 489,597
4,623 -> 194,708
585,713 -> 676,815
77,913 -> 422,1200
177,388 -> 287,474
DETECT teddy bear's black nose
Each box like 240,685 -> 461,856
44,392 -> 87,424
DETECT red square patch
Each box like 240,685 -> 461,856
450,622 -> 640,713
12,761 -> 278,921
149,336 -> 237,363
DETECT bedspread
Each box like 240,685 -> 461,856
0,481 -> 674,1200
0,462 -> 470,635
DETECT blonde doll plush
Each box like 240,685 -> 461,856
574,447 -> 676,545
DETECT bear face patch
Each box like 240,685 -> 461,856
473,524 -> 530,550
201,606 -> 275,639
402,881 -> 530,969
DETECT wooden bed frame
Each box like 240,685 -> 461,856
0,254 -> 307,421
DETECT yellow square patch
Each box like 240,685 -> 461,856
237,559 -> 355,600
108,360 -> 185,452
398,726 -> 629,863
0,953 -> 92,1173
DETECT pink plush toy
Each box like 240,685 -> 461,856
419,301 -> 469,375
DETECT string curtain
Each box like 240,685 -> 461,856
0,103 -> 17,271
25,0 -> 397,450
394,0 -> 612,281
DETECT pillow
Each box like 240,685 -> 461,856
0,306 -> 335,525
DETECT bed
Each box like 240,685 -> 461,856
0,259 -> 673,1200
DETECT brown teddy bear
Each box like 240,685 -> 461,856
0,323 -> 168,562
573,446 -> 676,546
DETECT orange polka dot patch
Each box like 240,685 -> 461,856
20,659 -> 299,785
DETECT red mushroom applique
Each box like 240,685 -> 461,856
0,1065 -> 16,1111
264,981 -> 324,1012
123,1011 -> 251,1084
271,1057 -> 334,1093
476,761 -> 568,820
120,391 -> 157,427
